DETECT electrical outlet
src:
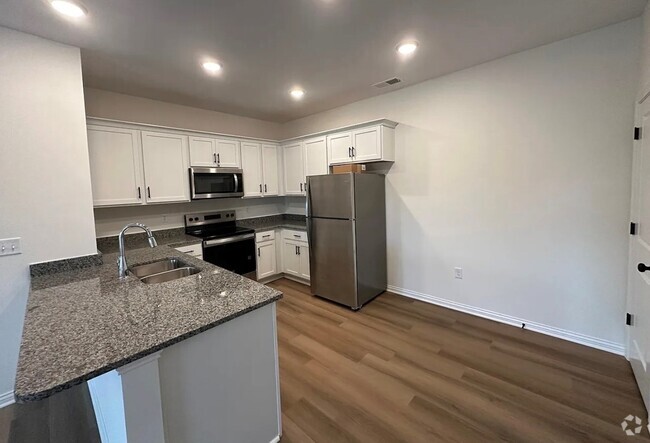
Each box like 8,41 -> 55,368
454,267 -> 463,279
0,238 -> 22,256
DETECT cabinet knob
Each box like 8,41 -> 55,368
638,263 -> 650,273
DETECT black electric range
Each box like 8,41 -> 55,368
185,210 -> 256,278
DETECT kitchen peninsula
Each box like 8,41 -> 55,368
14,245 -> 282,443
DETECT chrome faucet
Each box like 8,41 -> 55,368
117,223 -> 158,278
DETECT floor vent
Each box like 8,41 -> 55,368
373,77 -> 402,88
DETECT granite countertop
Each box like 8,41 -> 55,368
15,246 -> 282,402
237,214 -> 307,233
97,228 -> 201,254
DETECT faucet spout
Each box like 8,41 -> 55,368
117,223 -> 157,279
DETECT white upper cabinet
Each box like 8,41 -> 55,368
189,136 -> 240,168
241,141 -> 264,197
327,132 -> 353,165
327,123 -> 395,165
189,136 -> 217,167
283,142 -> 305,195
141,131 -> 190,204
262,144 -> 279,196
88,125 -> 145,207
303,136 -> 328,177
216,139 -> 240,168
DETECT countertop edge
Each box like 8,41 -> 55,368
14,292 -> 282,403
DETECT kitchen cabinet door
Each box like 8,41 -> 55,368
352,126 -> 381,162
283,142 -> 305,195
189,136 -> 217,167
216,139 -> 240,168
256,240 -> 277,280
141,131 -> 190,203
241,142 -> 263,197
304,137 -> 328,177
327,131 -> 353,165
298,243 -> 310,280
262,144 -> 279,196
87,125 -> 145,207
282,239 -> 301,276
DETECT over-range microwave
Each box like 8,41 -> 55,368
189,167 -> 244,199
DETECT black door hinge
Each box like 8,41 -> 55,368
626,313 -> 633,326
631,222 -> 638,235
635,127 -> 642,140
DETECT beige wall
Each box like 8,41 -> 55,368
282,19 -> 640,349
0,27 -> 97,398
641,2 -> 650,95
84,88 -> 283,140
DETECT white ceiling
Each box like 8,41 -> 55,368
0,0 -> 645,122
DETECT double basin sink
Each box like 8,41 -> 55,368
130,258 -> 200,284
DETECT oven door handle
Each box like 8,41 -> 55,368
203,233 -> 254,247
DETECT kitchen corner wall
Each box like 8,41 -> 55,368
281,19 -> 641,348
0,27 -> 97,399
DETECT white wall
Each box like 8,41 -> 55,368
95,198 -> 287,237
84,88 -> 283,141
0,27 -> 97,398
282,19 -> 640,348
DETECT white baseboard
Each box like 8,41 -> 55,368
0,390 -> 15,409
269,436 -> 280,443
387,285 -> 625,356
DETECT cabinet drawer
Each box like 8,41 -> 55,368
174,244 -> 202,256
282,229 -> 307,242
255,230 -> 276,242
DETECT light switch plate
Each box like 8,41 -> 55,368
454,267 -> 463,279
0,238 -> 22,256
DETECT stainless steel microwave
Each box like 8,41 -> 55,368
189,167 -> 244,199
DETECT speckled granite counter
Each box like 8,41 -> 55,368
15,246 -> 282,402
237,214 -> 306,232
97,228 -> 201,254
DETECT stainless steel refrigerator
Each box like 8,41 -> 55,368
306,173 -> 387,310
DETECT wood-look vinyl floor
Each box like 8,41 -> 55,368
270,278 -> 650,443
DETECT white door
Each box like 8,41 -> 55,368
216,139 -> 240,168
262,144 -> 279,196
304,137 -> 328,177
189,136 -> 217,167
298,243 -> 310,280
241,142 -> 263,197
628,97 -> 650,412
328,132 -> 353,165
257,240 -> 277,279
283,142 -> 305,195
282,239 -> 301,276
141,131 -> 190,203
352,126 -> 381,162
87,125 -> 145,207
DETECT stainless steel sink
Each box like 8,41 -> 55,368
129,258 -> 200,284
139,267 -> 200,284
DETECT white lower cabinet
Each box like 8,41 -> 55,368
256,241 -> 277,280
281,230 -> 310,280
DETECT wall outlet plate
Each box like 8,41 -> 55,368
0,238 -> 21,256
454,267 -> 463,279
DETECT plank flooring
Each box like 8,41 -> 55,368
270,278 -> 650,442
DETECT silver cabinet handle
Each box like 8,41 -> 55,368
295,245 -> 298,255
352,146 -> 356,157
297,246 -> 300,256
293,234 -> 301,238
258,247 -> 260,257
263,234 -> 271,238
348,147 -> 352,158
147,187 -> 151,198
300,183 -> 303,192
264,184 -> 267,193
217,153 -> 220,165
137,187 -> 141,199
213,153 -> 217,164
259,184 -> 262,192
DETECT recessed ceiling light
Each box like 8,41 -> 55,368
50,0 -> 87,18
290,88 -> 305,100
397,41 -> 418,55
202,61 -> 222,74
